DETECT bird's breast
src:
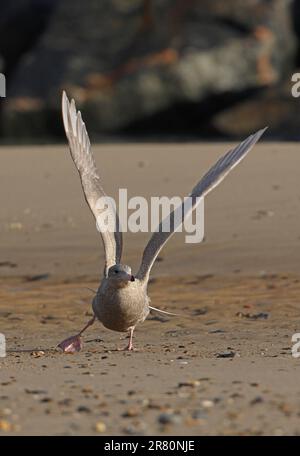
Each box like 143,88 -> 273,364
92,281 -> 149,332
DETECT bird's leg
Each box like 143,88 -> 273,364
117,327 -> 136,351
78,316 -> 96,336
57,315 -> 96,353
126,327 -> 135,351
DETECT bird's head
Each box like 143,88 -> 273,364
107,264 -> 135,286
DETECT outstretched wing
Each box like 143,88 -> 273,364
62,91 -> 122,275
136,128 -> 267,283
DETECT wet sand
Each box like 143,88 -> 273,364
1,142 -> 300,435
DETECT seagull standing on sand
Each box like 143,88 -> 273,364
58,91 -> 266,353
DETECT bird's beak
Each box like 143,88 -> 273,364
123,273 -> 135,282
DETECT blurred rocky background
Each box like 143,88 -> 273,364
0,0 -> 300,141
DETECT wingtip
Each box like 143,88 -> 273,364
61,91 -> 90,148
257,126 -> 268,136
62,90 -> 69,107
70,98 -> 76,110
62,90 -> 69,134
249,126 -> 268,143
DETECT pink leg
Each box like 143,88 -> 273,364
126,327 -> 135,351
78,316 -> 96,335
58,316 -> 96,353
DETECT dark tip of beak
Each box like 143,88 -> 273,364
131,275 -> 135,282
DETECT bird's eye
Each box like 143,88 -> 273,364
115,270 -> 119,274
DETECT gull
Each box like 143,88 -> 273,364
58,91 -> 267,352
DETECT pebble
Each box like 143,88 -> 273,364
216,351 -> 236,358
122,407 -> 141,418
201,400 -> 214,408
158,412 -> 182,425
250,396 -> 264,405
58,398 -> 72,406
30,351 -> 45,358
77,406 -> 91,413
81,387 -> 93,394
123,420 -> 146,435
9,222 -> 23,231
147,401 -> 164,410
0,408 -> 12,417
236,312 -> 269,320
0,420 -> 13,431
95,421 -> 106,433
26,274 -> 50,282
178,380 -> 200,388
40,397 -> 52,403
278,403 -> 292,416
192,410 -> 208,420
25,389 -> 47,395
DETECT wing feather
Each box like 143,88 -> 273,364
136,128 -> 267,283
62,91 -> 122,275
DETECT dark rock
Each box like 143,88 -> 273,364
77,405 -> 91,413
147,314 -> 169,322
250,396 -> 264,405
0,1 -> 59,77
236,311 -> 269,320
213,76 -> 300,139
0,261 -> 17,268
25,388 -> 47,394
158,412 -> 182,425
193,307 -> 207,316
1,0 -> 296,139
216,350 -> 236,358
24,273 -> 50,282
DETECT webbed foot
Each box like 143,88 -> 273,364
57,334 -> 83,353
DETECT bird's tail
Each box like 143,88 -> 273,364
149,305 -> 182,317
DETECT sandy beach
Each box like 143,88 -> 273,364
1,142 -> 300,435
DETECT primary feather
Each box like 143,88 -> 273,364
136,128 -> 267,282
62,91 -> 122,275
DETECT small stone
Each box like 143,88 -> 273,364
122,407 -> 140,418
192,410 -> 207,420
250,396 -> 264,405
77,405 -> 91,413
178,380 -> 200,388
0,408 -> 12,417
127,390 -> 136,396
158,412 -> 182,425
216,351 -> 235,358
278,403 -> 292,416
9,222 -> 23,231
236,312 -> 269,320
201,400 -> 214,408
58,398 -> 72,406
40,397 -> 52,403
123,420 -> 146,435
30,351 -> 45,358
25,389 -> 47,395
0,420 -> 13,431
147,401 -> 164,410
81,387 -> 93,393
95,421 -> 106,433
